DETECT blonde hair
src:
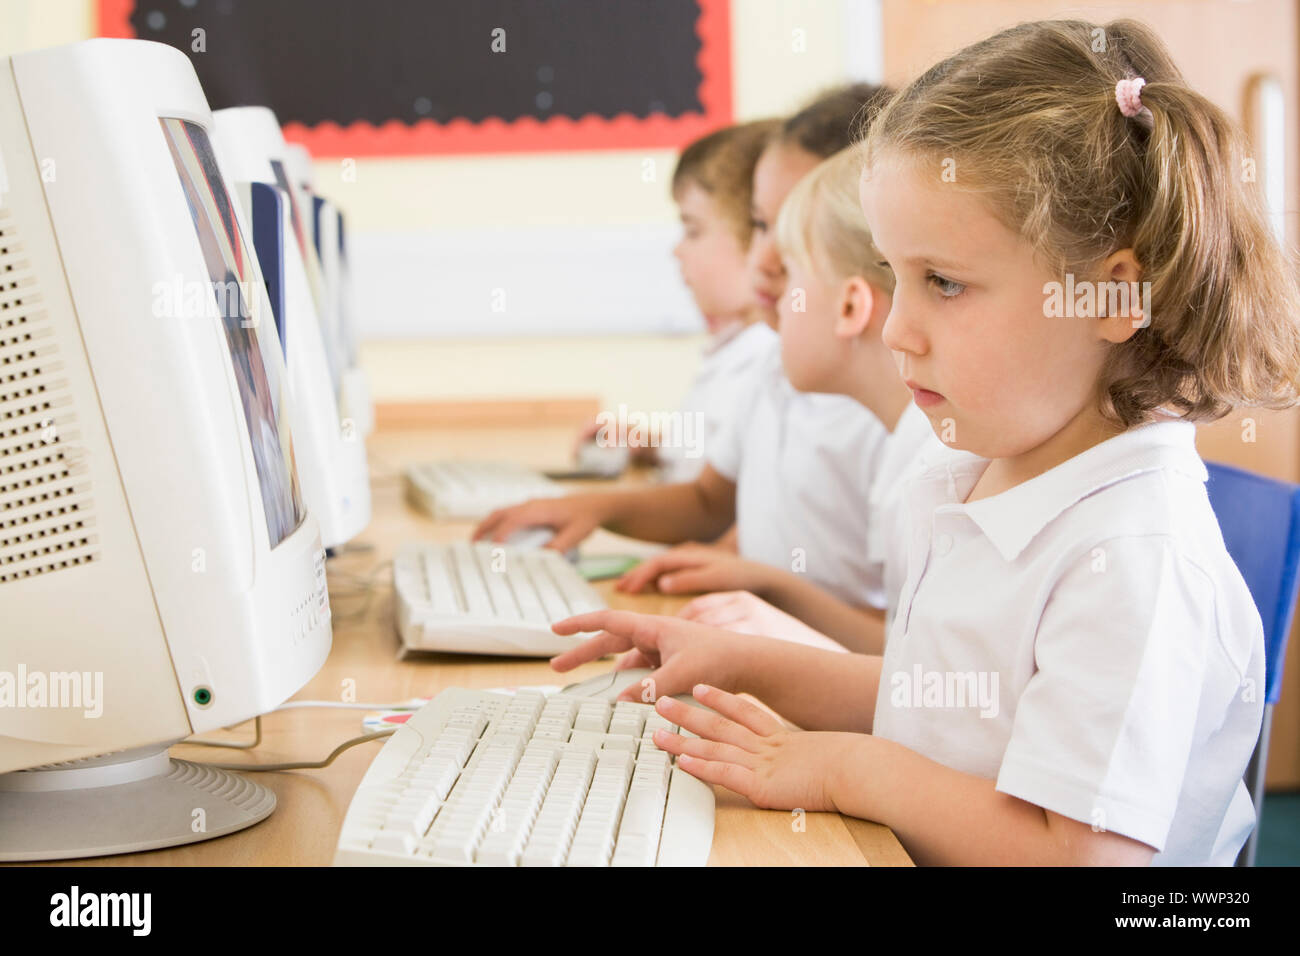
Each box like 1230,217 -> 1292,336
860,18 -> 1300,426
776,146 -> 893,294
672,118 -> 780,247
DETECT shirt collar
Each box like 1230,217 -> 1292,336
917,417 -> 1207,562
703,318 -> 769,356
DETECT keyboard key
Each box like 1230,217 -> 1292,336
371,829 -> 418,856
450,544 -> 493,616
419,548 -> 463,616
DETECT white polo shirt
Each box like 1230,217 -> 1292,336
865,401 -> 977,623
872,418 -> 1264,865
708,340 -> 890,607
658,322 -> 778,484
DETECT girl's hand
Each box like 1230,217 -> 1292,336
472,493 -> 608,553
549,609 -> 743,702
615,543 -> 773,595
677,591 -> 848,652
652,685 -> 856,812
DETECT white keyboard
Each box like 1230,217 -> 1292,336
394,541 -> 606,656
405,460 -> 565,519
334,687 -> 715,866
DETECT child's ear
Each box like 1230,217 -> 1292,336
1096,248 -> 1145,344
836,276 -> 875,340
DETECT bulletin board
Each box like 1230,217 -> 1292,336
98,0 -> 733,157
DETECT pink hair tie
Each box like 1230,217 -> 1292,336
1115,76 -> 1146,118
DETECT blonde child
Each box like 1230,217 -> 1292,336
619,145 -> 954,651
551,19 -> 1300,865
477,85 -> 894,615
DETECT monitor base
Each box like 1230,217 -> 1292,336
0,744 -> 275,861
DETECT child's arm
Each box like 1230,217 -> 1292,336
675,591 -> 850,649
653,687 -> 1155,866
617,550 -> 887,652
549,609 -> 881,733
473,465 -> 736,552
694,567 -> 886,653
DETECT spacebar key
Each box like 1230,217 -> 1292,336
610,788 -> 666,866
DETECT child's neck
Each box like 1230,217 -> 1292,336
840,340 -> 913,431
704,305 -> 762,337
964,404 -> 1127,504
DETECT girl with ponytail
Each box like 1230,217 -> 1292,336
550,19 -> 1300,865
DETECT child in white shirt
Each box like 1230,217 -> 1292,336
655,120 -> 782,483
551,18 -> 1300,865
476,86 -> 898,613
619,145 -> 920,649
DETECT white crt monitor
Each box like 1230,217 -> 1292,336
284,141 -> 316,195
212,106 -> 370,549
0,39 -> 332,858
312,192 -> 374,436
285,138 -> 373,436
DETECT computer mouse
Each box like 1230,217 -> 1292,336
575,440 -> 629,478
560,667 -> 709,710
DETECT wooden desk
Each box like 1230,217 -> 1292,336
52,425 -> 912,867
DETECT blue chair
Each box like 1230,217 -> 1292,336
1204,461 -> 1300,867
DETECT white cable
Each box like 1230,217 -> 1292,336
199,728 -> 396,773
187,715 -> 263,749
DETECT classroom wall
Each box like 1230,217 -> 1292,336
0,0 -> 881,416
338,0 -> 882,414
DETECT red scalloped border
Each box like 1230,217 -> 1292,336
97,0 -> 733,156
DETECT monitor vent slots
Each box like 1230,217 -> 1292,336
0,209 -> 98,584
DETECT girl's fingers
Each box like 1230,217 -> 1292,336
546,520 -> 591,554
615,669 -> 664,703
615,557 -> 668,593
617,552 -> 703,593
471,509 -> 505,541
613,648 -> 652,671
614,650 -> 700,703
550,609 -> 670,671
551,607 -> 640,637
658,564 -> 730,594
548,630 -> 628,672
673,753 -> 759,800
651,730 -> 757,770
485,510 -> 533,543
654,695 -> 761,752
690,684 -> 787,737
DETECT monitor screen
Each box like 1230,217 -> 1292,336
159,117 -> 307,549
271,158 -> 339,399
249,182 -> 288,357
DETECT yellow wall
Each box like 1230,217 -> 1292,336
2,0 -> 867,412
